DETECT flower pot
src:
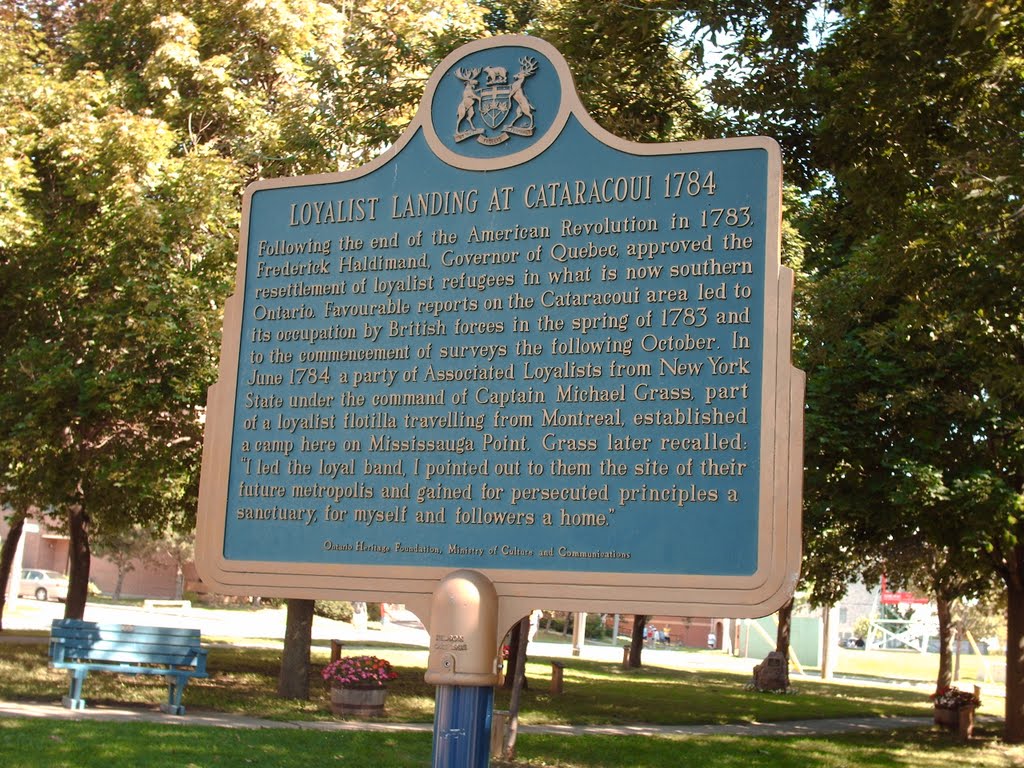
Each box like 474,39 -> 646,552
330,685 -> 388,717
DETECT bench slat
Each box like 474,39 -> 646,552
53,638 -> 202,654
51,623 -> 201,640
54,634 -> 200,646
56,662 -> 202,677
55,650 -> 204,667
51,639 -> 206,666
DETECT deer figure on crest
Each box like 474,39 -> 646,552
510,57 -> 538,128
455,67 -> 482,134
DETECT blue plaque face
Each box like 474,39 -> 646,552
197,36 -> 802,619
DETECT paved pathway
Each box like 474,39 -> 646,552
0,699 -> 937,738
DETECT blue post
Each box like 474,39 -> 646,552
432,685 -> 494,768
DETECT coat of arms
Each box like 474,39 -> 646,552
454,57 -> 538,146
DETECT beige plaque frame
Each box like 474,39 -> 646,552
196,35 -> 804,635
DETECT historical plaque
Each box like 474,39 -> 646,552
197,36 -> 804,625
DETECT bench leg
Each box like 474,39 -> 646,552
161,676 -> 187,715
62,670 -> 88,710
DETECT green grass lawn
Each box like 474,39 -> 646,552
539,626 -> 1002,687
830,646 -> 1003,685
0,640 -> 940,724
1,719 -> 1022,768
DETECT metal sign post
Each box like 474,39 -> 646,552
196,35 -> 804,766
426,570 -> 499,767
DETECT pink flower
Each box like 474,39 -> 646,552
322,656 -> 398,688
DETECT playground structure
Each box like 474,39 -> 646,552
864,578 -> 935,653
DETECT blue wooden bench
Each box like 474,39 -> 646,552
49,619 -> 208,715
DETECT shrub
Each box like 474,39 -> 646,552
315,601 -> 354,623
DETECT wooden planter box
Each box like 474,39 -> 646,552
330,686 -> 388,717
934,705 -> 975,741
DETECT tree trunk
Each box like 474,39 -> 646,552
65,499 -> 91,620
1006,564 -> 1024,743
278,598 -> 315,699
503,618 -> 528,690
935,594 -> 954,692
954,610 -> 967,683
820,606 -> 835,680
953,630 -> 962,683
628,615 -> 648,668
113,566 -> 126,601
502,616 -> 530,761
174,566 -> 185,600
0,511 -> 27,631
776,597 -> 794,660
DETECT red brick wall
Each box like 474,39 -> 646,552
88,552 -> 182,599
2,513 -> 184,599
613,615 -> 726,648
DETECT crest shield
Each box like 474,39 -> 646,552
480,86 -> 513,129
452,55 -> 539,145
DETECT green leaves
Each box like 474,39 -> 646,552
0,0 -> 490,578
796,0 -> 1024,623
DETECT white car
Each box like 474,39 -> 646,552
18,569 -> 70,602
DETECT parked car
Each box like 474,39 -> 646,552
18,569 -> 70,602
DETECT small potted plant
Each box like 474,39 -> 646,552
323,655 -> 398,717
